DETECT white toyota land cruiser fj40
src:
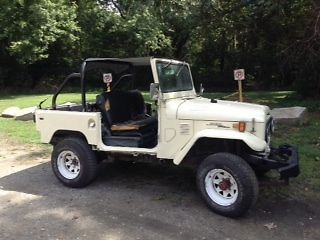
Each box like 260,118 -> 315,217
35,57 -> 299,217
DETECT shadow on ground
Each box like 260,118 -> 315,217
0,154 -> 319,240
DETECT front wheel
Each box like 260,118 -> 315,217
197,153 -> 258,217
51,137 -> 98,188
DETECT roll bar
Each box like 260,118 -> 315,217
51,72 -> 81,110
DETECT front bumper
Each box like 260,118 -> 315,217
249,145 -> 300,179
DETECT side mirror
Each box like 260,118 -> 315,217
150,83 -> 159,100
199,83 -> 204,96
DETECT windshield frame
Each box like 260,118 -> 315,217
151,58 -> 196,100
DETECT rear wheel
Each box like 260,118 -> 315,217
52,137 -> 98,188
197,153 -> 258,217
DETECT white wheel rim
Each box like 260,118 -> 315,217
57,150 -> 81,180
204,169 -> 238,206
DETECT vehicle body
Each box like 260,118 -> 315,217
35,57 -> 299,217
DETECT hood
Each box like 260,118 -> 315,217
177,98 -> 270,122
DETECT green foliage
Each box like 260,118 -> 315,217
78,0 -> 172,57
191,0 -> 318,93
0,0 -> 319,98
0,0 -> 79,64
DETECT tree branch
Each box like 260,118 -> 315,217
111,0 -> 126,19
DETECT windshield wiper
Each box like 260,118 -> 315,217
161,60 -> 173,69
175,61 -> 186,76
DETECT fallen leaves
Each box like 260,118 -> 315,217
264,222 -> 278,230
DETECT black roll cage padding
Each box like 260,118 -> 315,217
111,74 -> 134,90
52,59 -> 141,112
51,72 -> 81,110
80,60 -> 134,112
81,61 -> 87,111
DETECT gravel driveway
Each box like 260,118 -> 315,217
0,136 -> 319,240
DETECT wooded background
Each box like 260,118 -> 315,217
0,0 -> 319,97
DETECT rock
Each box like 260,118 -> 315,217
1,107 -> 21,118
58,102 -> 76,106
14,106 -> 37,121
271,107 -> 308,126
56,102 -> 78,110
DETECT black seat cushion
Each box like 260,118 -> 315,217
106,91 -> 132,124
96,90 -> 157,132
127,90 -> 146,120
97,90 -> 147,124
96,90 -> 158,148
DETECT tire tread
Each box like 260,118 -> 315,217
197,152 -> 258,217
51,137 -> 98,188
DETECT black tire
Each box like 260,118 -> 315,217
51,137 -> 98,188
197,153 -> 258,218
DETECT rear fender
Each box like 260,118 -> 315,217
35,109 -> 101,145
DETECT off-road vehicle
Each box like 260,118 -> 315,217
35,57 -> 299,217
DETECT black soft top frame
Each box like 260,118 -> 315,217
51,57 -> 153,111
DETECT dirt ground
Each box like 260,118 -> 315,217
0,136 -> 319,240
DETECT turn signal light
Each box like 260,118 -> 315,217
233,122 -> 246,132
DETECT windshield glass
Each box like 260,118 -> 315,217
156,61 -> 194,93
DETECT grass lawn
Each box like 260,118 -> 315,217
263,113 -> 320,203
0,92 -> 98,145
0,91 -> 319,202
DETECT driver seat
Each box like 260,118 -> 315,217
96,90 -> 157,147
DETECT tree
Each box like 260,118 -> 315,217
0,0 -> 79,88
0,0 -> 319,97
280,1 -> 320,97
0,0 -> 79,64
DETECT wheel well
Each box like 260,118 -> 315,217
181,137 -> 253,168
50,130 -> 88,145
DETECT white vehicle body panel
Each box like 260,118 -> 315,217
173,129 -> 267,165
156,100 -> 194,159
36,105 -> 267,163
178,98 -> 269,123
35,57 -> 271,166
154,97 -> 269,161
35,110 -> 101,145
35,109 -> 158,155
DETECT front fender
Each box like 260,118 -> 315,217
173,129 -> 267,165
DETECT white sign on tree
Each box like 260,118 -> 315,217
234,69 -> 245,81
